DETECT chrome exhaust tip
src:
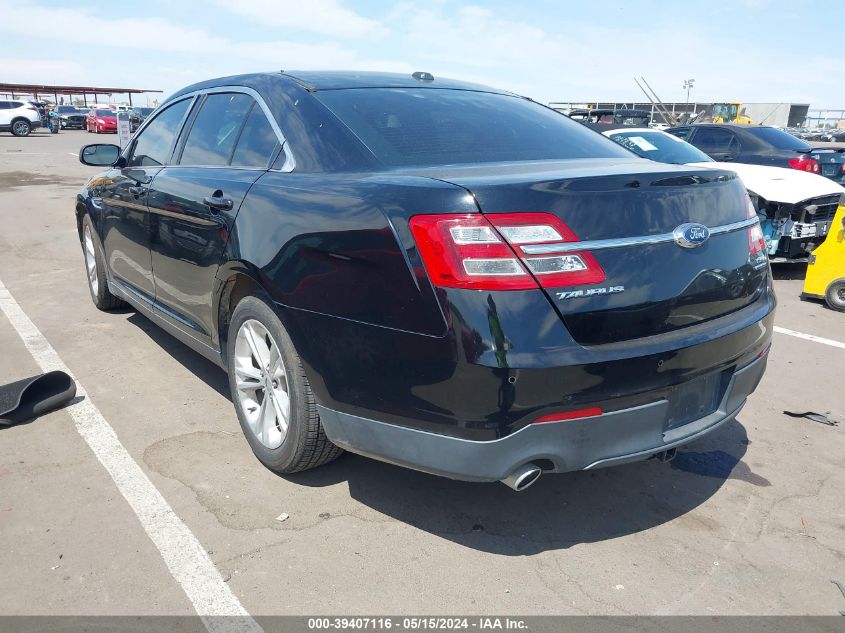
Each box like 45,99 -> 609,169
500,463 -> 542,491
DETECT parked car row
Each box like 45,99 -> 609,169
0,100 -> 158,136
788,127 -> 845,143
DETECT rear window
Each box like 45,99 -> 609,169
315,88 -> 631,167
608,130 -> 713,164
746,127 -> 812,151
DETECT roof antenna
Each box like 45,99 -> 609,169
412,71 -> 434,82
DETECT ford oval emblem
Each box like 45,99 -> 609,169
673,223 -> 710,249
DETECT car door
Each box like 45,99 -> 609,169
147,91 -> 281,348
97,97 -> 193,304
687,126 -> 740,161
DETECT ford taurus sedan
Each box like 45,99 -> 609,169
75,71 -> 775,490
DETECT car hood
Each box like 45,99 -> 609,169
687,161 -> 844,204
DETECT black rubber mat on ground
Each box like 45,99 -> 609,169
0,371 -> 76,426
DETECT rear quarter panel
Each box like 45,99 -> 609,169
222,171 -> 481,337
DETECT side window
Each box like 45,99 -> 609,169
230,103 -> 279,168
691,127 -> 735,153
179,93 -> 252,166
127,99 -> 191,167
0,102 -> 10,110
668,127 -> 691,140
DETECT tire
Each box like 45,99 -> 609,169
824,280 -> 845,312
11,119 -> 31,137
226,296 -> 342,474
80,214 -> 125,311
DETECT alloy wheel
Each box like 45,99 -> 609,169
234,319 -> 291,449
83,225 -> 99,296
12,121 -> 29,136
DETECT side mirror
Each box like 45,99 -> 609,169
79,144 -> 122,167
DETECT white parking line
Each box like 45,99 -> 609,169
774,325 -> 845,350
0,278 -> 261,633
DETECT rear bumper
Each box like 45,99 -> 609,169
319,351 -> 768,482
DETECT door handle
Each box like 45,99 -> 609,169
129,186 -> 146,196
203,193 -> 234,212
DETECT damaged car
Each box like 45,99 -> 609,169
605,127 -> 845,262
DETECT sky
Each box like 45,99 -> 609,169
1,0 -> 844,108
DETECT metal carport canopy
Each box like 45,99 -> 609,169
0,82 -> 162,106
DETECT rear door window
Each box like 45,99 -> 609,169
689,127 -> 738,154
667,127 -> 692,140
127,98 -> 191,167
179,93 -> 253,166
230,103 -> 279,168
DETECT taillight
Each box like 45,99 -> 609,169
787,156 -> 820,173
745,193 -> 766,255
408,212 -> 606,291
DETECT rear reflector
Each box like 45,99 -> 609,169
409,212 -> 606,291
534,407 -> 604,423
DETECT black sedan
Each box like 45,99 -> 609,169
668,123 -> 845,184
75,72 -> 774,490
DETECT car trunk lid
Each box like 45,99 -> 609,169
410,158 -> 768,345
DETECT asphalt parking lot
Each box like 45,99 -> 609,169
1,129 -> 844,618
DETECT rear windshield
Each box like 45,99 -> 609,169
315,88 -> 631,167
608,130 -> 713,164
746,127 -> 812,151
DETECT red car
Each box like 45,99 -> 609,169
86,109 -> 117,134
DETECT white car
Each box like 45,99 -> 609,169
604,127 -> 845,261
0,100 -> 42,137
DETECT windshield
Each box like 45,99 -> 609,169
134,108 -> 154,116
94,109 -> 115,117
315,88 -> 631,168
746,126 -> 812,151
57,106 -> 80,113
608,130 -> 713,164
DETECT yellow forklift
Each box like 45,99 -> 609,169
802,202 -> 845,311
711,103 -> 753,124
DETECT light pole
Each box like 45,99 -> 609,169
683,78 -> 695,106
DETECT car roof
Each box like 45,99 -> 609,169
168,71 -> 513,103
